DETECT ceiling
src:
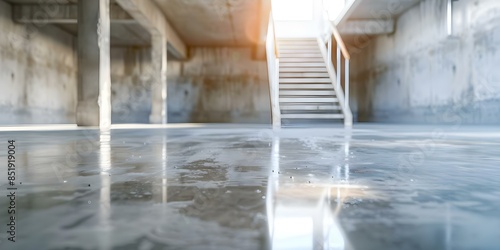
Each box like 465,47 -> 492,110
5,0 -> 267,47
4,0 -> 151,46
336,0 -> 422,47
339,0 -> 421,21
152,0 -> 264,46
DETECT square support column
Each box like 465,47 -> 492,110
77,0 -> 111,128
149,34 -> 167,124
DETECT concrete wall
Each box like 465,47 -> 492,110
168,47 -> 271,123
0,0 -> 77,124
351,0 -> 500,124
0,0 -> 271,125
110,47 -> 153,123
110,47 -> 271,124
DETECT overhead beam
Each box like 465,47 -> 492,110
338,19 -> 394,35
116,0 -> 186,59
334,0 -> 363,26
12,4 -> 135,24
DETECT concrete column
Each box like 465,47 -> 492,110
149,34 -> 167,124
77,0 -> 111,128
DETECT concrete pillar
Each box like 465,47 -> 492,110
77,0 -> 111,128
149,34 -> 167,124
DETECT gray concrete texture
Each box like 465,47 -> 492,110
167,47 -> 271,123
3,0 -> 500,126
152,0 -> 264,46
76,0 -> 112,127
4,0 -> 152,47
0,0 -> 77,124
350,0 -> 500,124
343,0 -> 421,20
0,124 -> 499,249
110,47 -> 271,124
0,0 -> 271,125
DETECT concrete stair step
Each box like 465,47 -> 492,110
278,44 -> 318,48
279,50 -> 321,54
280,78 -> 331,83
279,48 -> 319,52
280,58 -> 325,63
279,46 -> 319,49
278,40 -> 317,44
280,84 -> 332,89
278,41 -> 318,44
281,105 -> 342,111
278,38 -> 317,42
278,40 -> 317,43
279,45 -> 319,50
280,62 -> 326,67
280,97 -> 339,103
280,73 -> 330,78
279,67 -> 328,73
278,37 -> 316,40
279,53 -> 323,58
280,90 -> 335,96
281,113 -> 345,119
281,110 -> 343,115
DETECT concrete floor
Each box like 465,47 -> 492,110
0,124 -> 499,249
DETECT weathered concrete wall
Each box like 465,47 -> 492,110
0,0 -> 77,124
0,0 -> 270,125
168,47 -> 271,123
110,47 -> 153,123
351,0 -> 500,124
110,47 -> 271,124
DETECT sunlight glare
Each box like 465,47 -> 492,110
272,0 -> 313,21
324,0 -> 346,20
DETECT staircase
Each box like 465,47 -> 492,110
277,38 -> 344,125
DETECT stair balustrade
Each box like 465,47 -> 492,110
317,5 -> 353,127
266,9 -> 281,128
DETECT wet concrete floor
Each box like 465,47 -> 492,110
0,124 -> 499,250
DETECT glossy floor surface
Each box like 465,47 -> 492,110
0,124 -> 499,250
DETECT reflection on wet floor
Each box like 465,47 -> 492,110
0,124 -> 500,249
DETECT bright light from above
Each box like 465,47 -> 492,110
324,0 -> 346,21
272,0 -> 313,21
272,0 -> 347,21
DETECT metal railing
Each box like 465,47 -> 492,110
266,9 -> 281,128
318,5 -> 353,127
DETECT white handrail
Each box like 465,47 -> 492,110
318,5 -> 353,127
266,10 -> 281,128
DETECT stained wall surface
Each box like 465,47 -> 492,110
110,47 -> 271,124
0,0 -> 271,125
110,47 -> 153,124
167,47 -> 271,124
0,0 -> 78,124
350,0 -> 500,124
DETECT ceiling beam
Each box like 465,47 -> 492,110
338,19 -> 394,35
116,0 -> 186,59
334,0 -> 363,26
12,4 -> 135,24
